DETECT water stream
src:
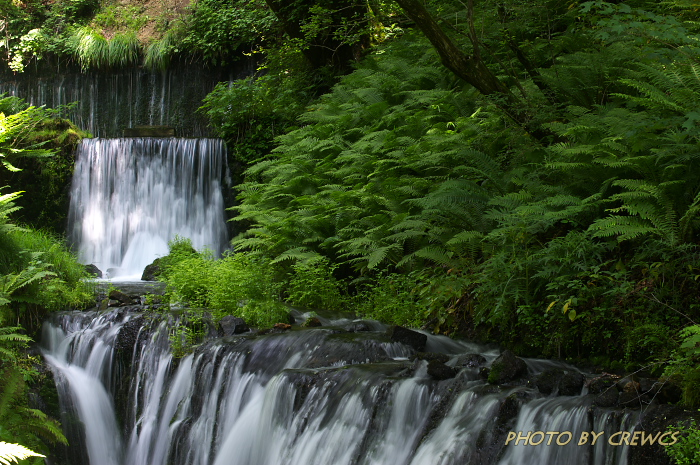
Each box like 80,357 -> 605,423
41,308 -> 640,465
67,137 -> 229,279
0,66 -> 249,137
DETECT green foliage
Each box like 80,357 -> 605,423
65,26 -> 141,69
355,273 -> 429,328
168,312 -> 208,358
0,326 -> 31,364
163,249 -> 288,328
164,256 -> 213,308
286,257 -> 344,311
625,323 -> 674,365
0,106 -> 53,174
0,441 -> 45,464
234,35 -> 497,275
208,253 -> 287,326
665,325 -> 700,408
0,99 -> 87,234
200,45 -> 317,165
666,419 -> 700,465
92,4 -> 148,31
143,29 -> 180,71
154,236 -> 201,280
0,367 -> 67,457
180,0 -> 277,65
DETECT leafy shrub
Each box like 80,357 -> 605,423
164,256 -> 214,308
355,273 -> 430,328
286,257 -> 345,311
200,45 -> 316,165
156,236 -> 201,279
664,325 -> 700,408
208,253 -> 287,326
163,251 -> 288,327
625,323 -> 674,366
666,419 -> 700,465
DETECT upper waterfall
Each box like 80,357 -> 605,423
0,65 -> 251,137
68,137 -> 229,279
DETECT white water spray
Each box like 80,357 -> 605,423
68,138 -> 228,279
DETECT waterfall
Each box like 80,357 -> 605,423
68,138 -> 228,279
0,66 -> 251,137
42,309 -> 642,465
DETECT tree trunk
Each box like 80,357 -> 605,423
394,0 -> 552,140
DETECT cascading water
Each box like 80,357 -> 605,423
0,66 -> 251,137
67,137 -> 228,279
42,309 -> 642,465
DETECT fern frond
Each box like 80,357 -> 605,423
0,442 -> 44,464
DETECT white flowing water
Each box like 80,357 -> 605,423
42,310 -> 642,465
0,66 -> 249,137
67,138 -> 228,279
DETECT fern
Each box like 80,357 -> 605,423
0,442 -> 44,464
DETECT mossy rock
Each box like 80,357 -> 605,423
487,350 -> 527,384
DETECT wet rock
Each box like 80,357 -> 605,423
107,299 -> 121,307
108,289 -> 135,306
454,353 -> 487,368
656,380 -> 683,405
349,321 -> 371,332
587,374 -> 619,394
302,317 -> 322,328
427,360 -> 457,380
638,378 -> 659,396
141,257 -> 163,281
559,371 -> 585,396
487,350 -> 527,384
273,323 -> 292,332
415,352 -> 450,364
115,316 -> 144,352
618,391 -> 651,409
479,367 -> 489,380
536,368 -> 565,395
496,391 -> 534,429
85,264 -> 102,278
593,388 -> 619,408
99,298 -> 109,311
219,316 -> 249,336
387,325 -> 427,351
288,313 -> 296,325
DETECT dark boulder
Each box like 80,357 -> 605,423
85,264 -> 102,278
302,317 -> 322,328
115,316 -> 144,353
587,374 -> 619,394
618,390 -> 651,409
427,360 -> 457,380
142,257 -> 164,281
487,350 -> 527,384
219,316 -> 249,336
415,352 -> 450,364
349,321 -> 371,332
454,353 -> 487,368
536,368 -> 565,395
592,388 -> 619,408
656,381 -> 683,405
387,325 -> 427,351
559,371 -> 585,396
108,289 -> 136,306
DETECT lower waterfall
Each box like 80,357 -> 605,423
67,137 -> 229,279
41,308 -> 642,465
